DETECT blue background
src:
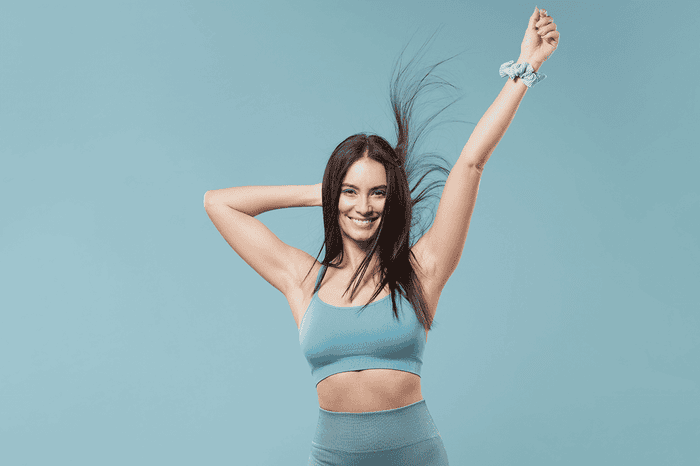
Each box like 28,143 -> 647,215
2,1 -> 698,465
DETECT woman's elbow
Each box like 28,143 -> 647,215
203,190 -> 217,209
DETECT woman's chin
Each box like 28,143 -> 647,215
355,231 -> 380,246
342,228 -> 379,246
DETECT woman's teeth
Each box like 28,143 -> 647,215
349,216 -> 376,226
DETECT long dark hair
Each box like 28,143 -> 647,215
306,39 -> 460,332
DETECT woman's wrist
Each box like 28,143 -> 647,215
516,56 -> 542,72
312,183 -> 323,207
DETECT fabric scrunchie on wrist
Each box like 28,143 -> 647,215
499,60 -> 547,88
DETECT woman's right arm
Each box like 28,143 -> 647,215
203,184 -> 322,295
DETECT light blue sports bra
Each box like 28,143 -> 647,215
298,266 -> 427,386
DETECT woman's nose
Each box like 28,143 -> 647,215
357,196 -> 374,215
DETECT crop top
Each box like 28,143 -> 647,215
298,267 -> 426,386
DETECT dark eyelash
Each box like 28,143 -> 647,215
342,188 -> 385,195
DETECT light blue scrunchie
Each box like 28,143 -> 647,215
499,60 -> 547,88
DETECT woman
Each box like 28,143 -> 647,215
204,7 -> 558,465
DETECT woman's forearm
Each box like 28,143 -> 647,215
460,60 -> 533,170
204,184 -> 322,217
461,5 -> 558,170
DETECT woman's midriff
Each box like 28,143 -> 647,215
316,369 -> 423,413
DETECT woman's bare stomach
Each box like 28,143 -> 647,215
316,369 -> 422,413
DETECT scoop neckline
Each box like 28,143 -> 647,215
315,292 -> 392,309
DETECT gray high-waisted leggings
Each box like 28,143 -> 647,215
308,399 -> 449,465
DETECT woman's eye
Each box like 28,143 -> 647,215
342,188 -> 384,196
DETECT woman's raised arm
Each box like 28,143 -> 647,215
204,184 -> 322,295
412,7 -> 559,290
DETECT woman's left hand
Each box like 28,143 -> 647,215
519,7 -> 559,70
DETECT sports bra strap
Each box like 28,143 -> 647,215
314,264 -> 325,288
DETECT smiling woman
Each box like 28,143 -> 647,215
204,6 -> 559,465
314,132 -> 425,320
338,158 -> 386,240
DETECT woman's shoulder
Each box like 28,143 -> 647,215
286,258 -> 323,326
408,242 -> 446,312
289,255 -> 323,295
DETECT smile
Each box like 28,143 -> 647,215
347,215 -> 378,226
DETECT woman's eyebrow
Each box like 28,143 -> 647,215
342,183 -> 387,190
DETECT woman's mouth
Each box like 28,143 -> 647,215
347,215 -> 378,227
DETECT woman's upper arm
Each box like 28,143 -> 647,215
204,202 -> 314,296
412,157 -> 483,289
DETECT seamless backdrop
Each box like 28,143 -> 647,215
1,1 -> 699,465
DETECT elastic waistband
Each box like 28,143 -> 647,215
313,399 -> 441,453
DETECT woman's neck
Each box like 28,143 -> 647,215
337,239 -> 380,280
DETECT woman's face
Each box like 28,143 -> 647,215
337,157 -> 387,245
